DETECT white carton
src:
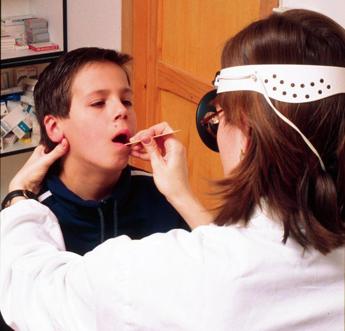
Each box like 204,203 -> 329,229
0,104 -> 26,137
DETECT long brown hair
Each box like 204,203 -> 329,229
214,9 -> 345,254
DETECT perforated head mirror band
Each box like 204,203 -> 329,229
215,65 -> 345,103
196,64 -> 345,171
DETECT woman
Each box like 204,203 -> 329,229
1,9 -> 344,331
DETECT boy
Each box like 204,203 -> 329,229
33,47 -> 188,255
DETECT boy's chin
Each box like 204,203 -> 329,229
105,157 -> 129,172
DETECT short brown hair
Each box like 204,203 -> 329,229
214,9 -> 345,254
34,47 -> 132,151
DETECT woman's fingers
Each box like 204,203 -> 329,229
129,122 -> 173,143
129,122 -> 174,161
141,136 -> 165,169
8,140 -> 69,193
130,149 -> 150,160
41,139 -> 69,167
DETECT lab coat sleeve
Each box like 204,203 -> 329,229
0,200 -> 96,331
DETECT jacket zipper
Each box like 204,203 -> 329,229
97,207 -> 105,243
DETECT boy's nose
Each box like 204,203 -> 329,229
111,101 -> 128,121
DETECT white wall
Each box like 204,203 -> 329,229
279,0 -> 345,28
1,153 -> 32,202
67,0 -> 122,51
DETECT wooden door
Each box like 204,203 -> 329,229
122,0 -> 277,207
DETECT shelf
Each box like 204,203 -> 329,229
1,140 -> 37,157
1,50 -> 65,68
1,0 -> 67,158
1,0 -> 67,68
0,87 -> 23,96
2,47 -> 61,60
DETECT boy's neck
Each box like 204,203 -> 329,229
59,163 -> 123,201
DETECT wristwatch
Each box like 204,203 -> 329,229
1,190 -> 37,209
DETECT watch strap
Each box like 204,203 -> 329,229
1,190 -> 37,209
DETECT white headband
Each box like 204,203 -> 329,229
214,64 -> 345,171
214,65 -> 345,103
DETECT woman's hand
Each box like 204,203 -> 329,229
130,122 -> 172,161
130,122 -> 190,200
130,122 -> 213,228
9,139 -> 69,194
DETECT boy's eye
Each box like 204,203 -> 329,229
90,100 -> 106,107
122,100 -> 132,107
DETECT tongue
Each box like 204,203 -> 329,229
113,134 -> 128,144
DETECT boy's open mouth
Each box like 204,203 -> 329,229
112,132 -> 130,144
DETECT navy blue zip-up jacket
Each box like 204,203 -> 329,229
38,165 -> 189,255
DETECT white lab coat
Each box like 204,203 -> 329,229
0,200 -> 344,331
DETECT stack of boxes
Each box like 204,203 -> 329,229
0,16 -> 53,152
1,15 -> 58,52
1,15 -> 31,49
1,77 -> 40,152
1,35 -> 16,51
25,18 -> 49,44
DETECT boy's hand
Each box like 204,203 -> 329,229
9,139 -> 69,194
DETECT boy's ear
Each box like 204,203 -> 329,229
44,115 -> 65,143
